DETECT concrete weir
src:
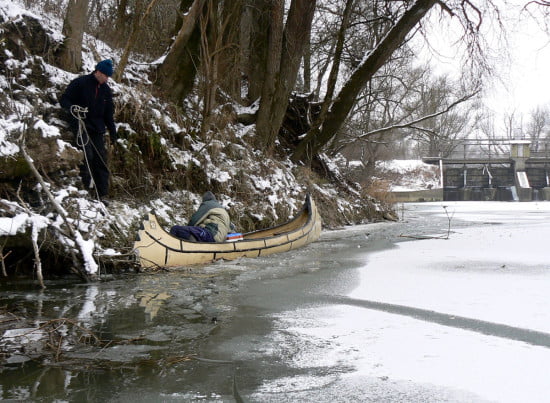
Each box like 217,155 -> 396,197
419,140 -> 550,202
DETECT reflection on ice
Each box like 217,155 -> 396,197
77,284 -> 99,324
137,291 -> 172,321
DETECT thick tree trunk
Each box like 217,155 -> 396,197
156,0 -> 205,106
217,0 -> 245,101
254,0 -> 284,147
244,0 -> 271,103
256,0 -> 317,151
198,0 -> 220,138
57,0 -> 88,73
292,0 -> 439,163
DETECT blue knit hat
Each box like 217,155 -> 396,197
95,59 -> 113,77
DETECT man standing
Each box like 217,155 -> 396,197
60,59 -> 117,205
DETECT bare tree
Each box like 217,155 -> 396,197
292,0 -> 440,163
406,74 -> 480,157
253,0 -> 284,146
243,0 -> 272,103
217,0 -> 246,101
313,0 -> 354,135
156,0 -> 205,106
526,106 -> 550,151
502,110 -> 522,139
291,0 -> 503,164
255,0 -> 317,151
57,0 -> 89,73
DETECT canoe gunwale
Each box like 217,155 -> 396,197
133,194 -> 321,267
142,228 -> 300,255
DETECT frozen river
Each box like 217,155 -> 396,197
2,201 -> 550,402
200,201 -> 550,402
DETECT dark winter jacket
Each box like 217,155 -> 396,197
60,73 -> 117,140
188,192 -> 231,242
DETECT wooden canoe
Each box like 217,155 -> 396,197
133,194 -> 322,269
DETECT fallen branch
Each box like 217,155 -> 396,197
399,234 -> 449,240
31,222 -> 45,289
19,138 -> 98,281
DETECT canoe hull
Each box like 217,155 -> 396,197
133,195 -> 322,268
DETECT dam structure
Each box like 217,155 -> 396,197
422,139 -> 550,202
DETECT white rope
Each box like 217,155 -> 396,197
70,105 -> 89,148
70,105 -> 113,207
70,105 -> 102,202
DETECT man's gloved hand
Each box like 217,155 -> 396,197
108,127 -> 118,143
105,133 -> 117,149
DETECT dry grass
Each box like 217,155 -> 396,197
364,178 -> 396,206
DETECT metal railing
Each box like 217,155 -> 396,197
442,139 -> 550,161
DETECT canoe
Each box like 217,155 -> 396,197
133,194 -> 322,269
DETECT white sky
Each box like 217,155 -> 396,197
491,20 -> 550,114
420,1 -> 550,118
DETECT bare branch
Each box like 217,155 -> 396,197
357,90 -> 480,140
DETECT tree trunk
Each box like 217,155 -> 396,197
173,0 -> 194,35
114,0 -> 161,82
297,0 -> 353,161
115,0 -> 130,40
198,0 -> 219,138
217,0 -> 245,101
302,29 -> 311,94
244,0 -> 271,103
57,0 -> 89,73
315,0 -> 354,128
256,0 -> 317,151
292,0 -> 439,163
254,0 -> 284,147
156,0 -> 205,106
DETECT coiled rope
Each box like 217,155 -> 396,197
70,105 -> 105,202
70,105 -> 89,148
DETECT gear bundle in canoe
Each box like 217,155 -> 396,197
133,194 -> 322,269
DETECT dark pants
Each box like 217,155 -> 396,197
169,226 -> 215,242
79,132 -> 109,198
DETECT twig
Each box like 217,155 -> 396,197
15,183 -> 45,288
399,205 -> 455,240
442,205 -> 455,239
55,335 -> 63,361
36,318 -> 102,345
0,315 -> 20,325
0,247 -> 11,277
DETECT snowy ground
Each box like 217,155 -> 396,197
376,159 -> 441,191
